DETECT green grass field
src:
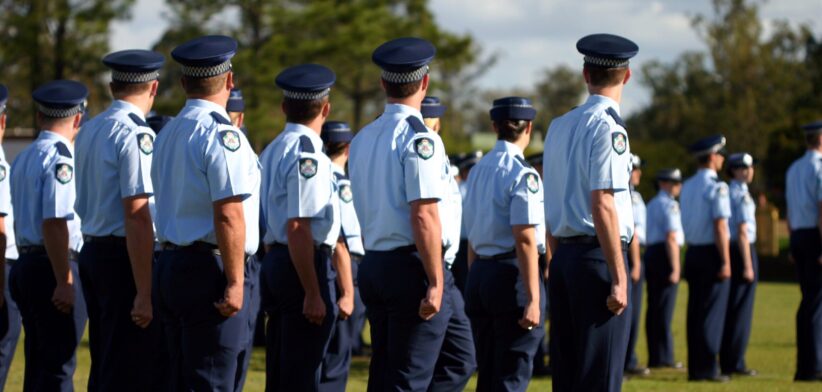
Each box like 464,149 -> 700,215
2,281 -> 819,391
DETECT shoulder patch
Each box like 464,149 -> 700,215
670,202 -> 680,214
414,137 -> 435,160
0,166 -> 6,182
515,155 -> 533,168
136,133 -> 154,155
210,111 -> 232,125
299,157 -> 319,179
55,142 -> 72,159
127,113 -> 149,128
525,173 -> 540,194
339,184 -> 353,203
606,107 -> 627,129
299,135 -> 315,154
219,130 -> 241,152
718,182 -> 729,197
55,163 -> 73,184
611,132 -> 627,155
406,116 -> 428,134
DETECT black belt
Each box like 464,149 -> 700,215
270,242 -> 333,255
83,235 -> 127,247
477,250 -> 517,261
19,245 -> 46,255
557,236 -> 629,251
162,241 -> 220,255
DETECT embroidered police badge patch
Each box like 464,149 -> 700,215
339,184 -> 353,203
55,163 -> 73,184
0,166 -> 5,182
137,133 -> 154,155
299,158 -> 318,179
526,173 -> 539,194
220,130 -> 241,152
612,132 -> 627,155
415,137 -> 435,160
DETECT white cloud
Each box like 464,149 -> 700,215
109,0 -> 169,51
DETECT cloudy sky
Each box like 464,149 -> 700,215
111,0 -> 822,114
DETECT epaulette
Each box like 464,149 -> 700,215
605,107 -> 627,129
128,113 -> 149,128
515,155 -> 532,168
210,111 -> 232,125
406,116 -> 428,134
55,142 -> 72,158
333,172 -> 347,181
299,135 -> 315,153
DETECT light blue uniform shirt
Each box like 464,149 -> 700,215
260,122 -> 340,248
75,100 -> 154,237
151,99 -> 260,255
332,164 -> 364,256
0,148 -> 18,260
349,104 -> 448,251
459,181 -> 469,241
543,94 -> 634,241
680,169 -> 730,246
632,188 -> 647,245
441,162 -> 462,265
786,150 -> 822,230
729,180 -> 756,243
10,131 -> 83,251
464,141 -> 544,257
645,190 -> 684,246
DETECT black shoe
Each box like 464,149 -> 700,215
795,371 -> 822,381
690,375 -> 730,382
625,367 -> 651,377
649,361 -> 683,370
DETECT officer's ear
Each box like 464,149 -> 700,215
525,121 -> 533,136
623,68 -> 632,85
420,74 -> 429,94
225,71 -> 235,92
321,100 -> 331,120
582,67 -> 592,85
0,113 -> 6,131
149,80 -> 159,98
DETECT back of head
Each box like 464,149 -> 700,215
103,49 -> 165,99
576,33 -> 638,89
276,63 -> 336,125
490,96 -> 536,142
171,35 -> 238,97
372,37 -> 436,99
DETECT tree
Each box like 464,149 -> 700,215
533,65 -> 586,132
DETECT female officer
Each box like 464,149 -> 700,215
720,153 -> 758,377
463,97 -> 544,392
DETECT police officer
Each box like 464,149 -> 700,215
318,120 -> 362,390
420,96 -> 476,391
0,84 -> 21,390
644,168 -> 684,369
73,49 -> 166,391
542,33 -> 637,392
626,154 -> 650,376
463,96 -> 544,391
453,150 -> 483,294
349,37 -> 475,391
9,80 -> 88,391
526,151 -> 552,377
785,121 -> 822,382
152,35 -> 260,391
259,63 -> 351,391
226,88 -> 245,128
720,152 -> 758,377
680,134 -> 732,382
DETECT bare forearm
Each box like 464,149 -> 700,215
333,238 -> 354,299
42,219 -> 71,285
214,202 -> 246,287
123,200 -> 154,297
287,220 -> 320,296
629,234 -> 641,270
665,233 -> 680,274
467,243 -> 476,269
714,219 -> 731,267
592,193 -> 627,285
738,225 -> 752,271
514,227 -> 540,304
411,204 -> 443,289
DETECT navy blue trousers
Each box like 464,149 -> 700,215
644,244 -> 679,367
237,256 -> 261,390
720,242 -> 758,374
348,255 -> 367,356
320,254 -> 361,391
9,252 -> 87,392
451,239 -> 469,295
790,229 -> 822,380
466,257 -> 543,392
550,243 -> 631,392
79,241 -> 168,392
533,254 -> 551,373
0,262 -> 22,391
262,245 -> 337,392
429,267 -> 476,392
358,249 -> 451,392
684,245 -> 730,380
625,251 -> 644,371
154,248 -> 251,392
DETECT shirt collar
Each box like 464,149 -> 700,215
494,140 -> 524,158
284,122 -> 322,144
730,179 -> 748,192
808,149 -> 822,160
110,100 -> 145,120
38,130 -> 73,149
185,98 -> 229,119
585,94 -> 620,115
698,168 -> 718,179
659,189 -> 674,200
331,163 -> 345,174
384,103 -> 423,119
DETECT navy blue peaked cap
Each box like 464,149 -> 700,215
801,120 -> 822,134
458,150 -> 483,170
172,35 -> 237,78
32,80 -> 88,118
146,114 -> 174,134
276,64 -> 336,100
373,37 -> 435,83
689,134 -> 726,157
321,121 -> 354,144
577,34 -> 638,68
655,168 -> 683,183
526,152 -> 543,165
490,97 -> 536,121
227,88 -> 244,112
421,96 -> 446,118
727,152 -> 755,168
103,50 -> 164,83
